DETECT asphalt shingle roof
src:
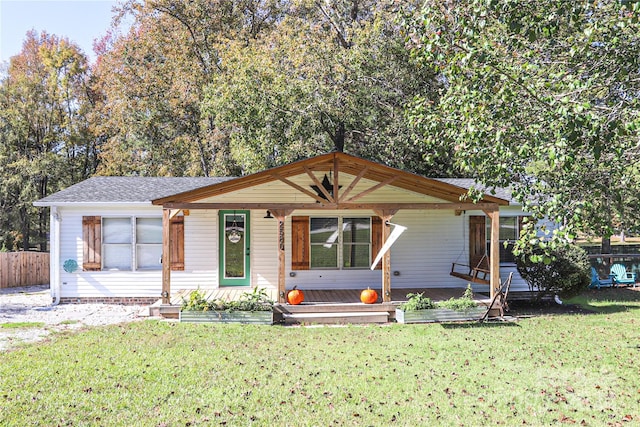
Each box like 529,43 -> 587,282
434,178 -> 514,203
35,176 -> 514,206
34,177 -> 232,205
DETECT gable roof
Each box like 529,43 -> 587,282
152,152 -> 509,206
434,178 -> 515,204
34,177 -> 230,206
34,154 -> 513,208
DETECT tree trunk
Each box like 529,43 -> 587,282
38,208 -> 48,251
20,206 -> 30,251
601,236 -> 612,267
333,121 -> 345,152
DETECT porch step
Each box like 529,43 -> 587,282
274,302 -> 397,314
149,304 -> 180,319
282,311 -> 389,325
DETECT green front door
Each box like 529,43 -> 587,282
219,210 -> 251,287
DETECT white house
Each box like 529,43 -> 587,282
34,152 -> 529,306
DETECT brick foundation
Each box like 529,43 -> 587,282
58,297 -> 158,305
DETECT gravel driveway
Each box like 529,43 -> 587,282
0,285 -> 147,351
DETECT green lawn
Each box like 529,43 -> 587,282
1,291 -> 639,426
0,321 -> 45,329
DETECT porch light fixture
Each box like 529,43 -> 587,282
264,210 -> 274,219
227,212 -> 242,244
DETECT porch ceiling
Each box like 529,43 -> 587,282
152,152 -> 509,208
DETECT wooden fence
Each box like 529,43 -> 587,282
0,252 -> 50,289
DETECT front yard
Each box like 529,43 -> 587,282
1,289 -> 639,426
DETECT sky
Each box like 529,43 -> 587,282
0,0 -> 123,64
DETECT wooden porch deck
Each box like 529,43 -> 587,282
169,287 -> 486,305
286,288 -> 488,304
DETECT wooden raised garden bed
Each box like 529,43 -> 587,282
395,307 -> 486,324
179,310 -> 274,325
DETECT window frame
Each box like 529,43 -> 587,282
101,216 -> 163,271
101,217 -> 133,271
485,215 -> 523,265
309,216 -> 372,270
135,217 -> 163,271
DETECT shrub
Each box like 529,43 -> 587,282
181,288 -> 210,311
181,287 -> 274,312
220,287 -> 274,312
399,292 -> 436,311
437,285 -> 477,311
400,285 -> 477,311
516,244 -> 590,301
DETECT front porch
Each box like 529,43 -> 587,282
153,152 -> 510,308
150,287 -> 500,323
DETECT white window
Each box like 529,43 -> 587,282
102,217 -> 162,271
486,216 -> 521,264
136,218 -> 163,270
310,217 -> 371,269
103,218 -> 132,270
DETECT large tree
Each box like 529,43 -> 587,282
93,0 -> 290,177
0,31 -> 96,251
93,0 -> 449,177
204,0 -> 447,175
407,0 -> 640,257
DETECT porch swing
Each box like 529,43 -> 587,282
450,254 -> 491,285
449,214 -> 491,285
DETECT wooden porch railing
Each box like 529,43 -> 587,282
0,252 -> 50,289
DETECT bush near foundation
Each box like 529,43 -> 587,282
516,244 -> 590,301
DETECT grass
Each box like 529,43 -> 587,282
567,287 -> 640,314
1,291 -> 639,426
0,321 -> 45,329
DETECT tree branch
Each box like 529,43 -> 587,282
315,1 -> 351,49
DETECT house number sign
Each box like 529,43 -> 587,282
279,221 -> 285,251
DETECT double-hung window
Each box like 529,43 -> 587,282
102,217 -> 162,271
309,217 -> 371,269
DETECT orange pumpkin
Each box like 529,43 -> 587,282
360,287 -> 378,304
287,286 -> 304,305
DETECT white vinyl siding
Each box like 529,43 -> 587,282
250,210 -> 278,287
57,206 -> 169,299
50,172 -> 531,301
284,209 -> 529,291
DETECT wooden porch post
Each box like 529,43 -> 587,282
271,209 -> 293,303
382,221 -> 391,302
373,209 -> 398,303
485,209 -> 500,299
161,208 -> 171,304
